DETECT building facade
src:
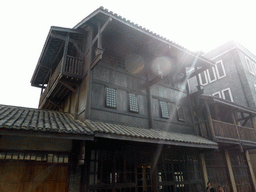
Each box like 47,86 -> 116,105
1,7 -> 256,192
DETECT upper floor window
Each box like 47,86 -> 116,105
199,71 -> 208,86
106,87 -> 117,108
212,91 -> 221,98
129,93 -> 139,113
160,101 -> 169,119
245,56 -> 256,75
177,106 -> 185,121
215,60 -> 226,79
207,66 -> 217,83
221,88 -> 233,102
212,88 -> 233,102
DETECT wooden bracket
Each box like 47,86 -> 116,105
92,17 -> 112,46
59,80 -> 77,93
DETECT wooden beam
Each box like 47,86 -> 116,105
92,17 -> 112,45
200,153 -> 209,188
51,32 -> 85,57
59,80 -> 77,93
204,100 -> 216,141
224,150 -> 238,192
47,98 -> 61,110
141,76 -> 162,88
90,53 -> 103,70
245,150 -> 256,191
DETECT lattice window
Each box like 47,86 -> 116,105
205,151 -> 231,192
160,101 -> 169,118
158,153 -> 203,192
129,93 -> 139,112
229,152 -> 253,192
106,87 -> 117,108
0,151 -> 69,164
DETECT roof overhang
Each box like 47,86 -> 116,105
74,7 -> 214,76
31,26 -> 85,87
201,95 -> 256,114
84,119 -> 218,150
95,132 -> 218,149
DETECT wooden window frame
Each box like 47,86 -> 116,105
245,56 -> 255,75
212,91 -> 221,98
207,66 -> 217,83
198,71 -> 208,86
128,93 -> 139,113
160,101 -> 169,119
106,87 -> 117,108
177,105 -> 185,122
215,60 -> 226,79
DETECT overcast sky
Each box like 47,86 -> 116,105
1,0 -> 256,108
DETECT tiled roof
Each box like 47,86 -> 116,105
84,119 -> 217,147
0,104 -> 217,148
0,104 -> 93,135
74,7 -> 212,65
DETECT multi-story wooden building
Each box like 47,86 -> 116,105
1,7 -> 255,192
189,40 -> 256,108
188,40 -> 256,192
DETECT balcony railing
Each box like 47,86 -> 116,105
63,55 -> 83,77
212,120 -> 256,143
39,55 -> 83,107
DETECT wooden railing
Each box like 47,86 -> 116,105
63,55 -> 83,78
39,55 -> 83,105
238,125 -> 256,141
212,120 -> 256,142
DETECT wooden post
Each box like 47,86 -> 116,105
61,33 -> 70,73
200,153 -> 209,188
85,26 -> 93,119
245,150 -> 256,191
204,100 -> 216,141
224,150 -> 237,192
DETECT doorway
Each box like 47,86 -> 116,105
137,165 -> 152,192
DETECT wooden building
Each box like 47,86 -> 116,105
0,7 -> 236,192
188,40 -> 256,192
191,93 -> 256,192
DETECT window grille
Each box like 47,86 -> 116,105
0,151 -> 68,164
160,101 -> 169,118
129,93 -> 139,112
106,87 -> 117,108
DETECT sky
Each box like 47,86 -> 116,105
1,0 -> 256,108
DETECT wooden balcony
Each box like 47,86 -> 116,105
212,120 -> 256,144
39,55 -> 83,110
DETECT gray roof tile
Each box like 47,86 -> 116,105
0,104 -> 93,135
84,119 -> 217,146
0,104 -> 217,147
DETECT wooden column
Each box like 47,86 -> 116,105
200,153 -> 209,188
61,33 -> 70,73
85,26 -> 93,119
245,150 -> 256,191
224,150 -> 237,192
231,110 -> 243,151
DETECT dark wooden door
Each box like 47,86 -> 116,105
137,165 -> 152,192
0,161 -> 68,192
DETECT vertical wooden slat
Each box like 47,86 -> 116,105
245,150 -> 256,191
